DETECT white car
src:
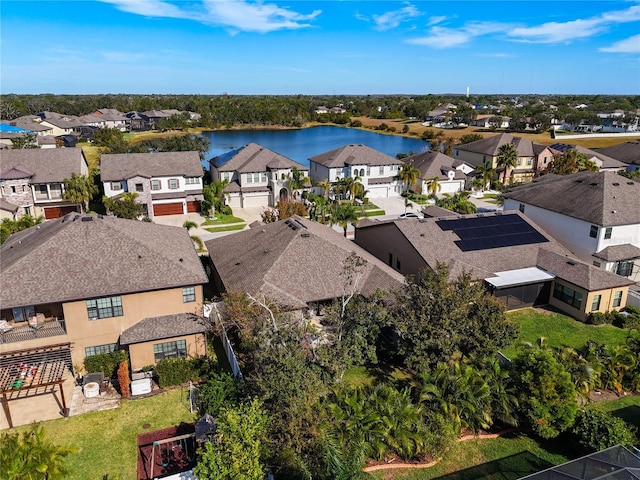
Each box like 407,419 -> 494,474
398,212 -> 424,219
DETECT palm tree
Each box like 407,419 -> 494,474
342,175 -> 363,203
316,179 -> 331,200
426,176 -> 442,196
203,179 -> 229,217
398,162 -> 421,194
331,204 -> 359,237
183,220 -> 205,253
496,143 -> 518,185
287,167 -> 312,199
63,172 -> 98,213
474,161 -> 495,191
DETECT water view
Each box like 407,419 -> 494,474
200,125 -> 429,168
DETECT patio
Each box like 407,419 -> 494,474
0,317 -> 67,345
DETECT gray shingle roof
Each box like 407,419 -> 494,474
0,198 -> 19,213
596,142 -> 640,165
0,148 -> 88,183
210,143 -> 307,173
100,151 -> 203,181
455,133 -> 535,157
593,243 -> 640,262
205,216 -> 405,309
405,151 -> 470,180
503,171 -> 640,226
119,313 -> 209,345
537,249 -> 634,290
309,144 -> 403,168
549,143 -> 627,170
1,214 -> 208,309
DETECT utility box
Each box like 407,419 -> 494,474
131,378 -> 152,396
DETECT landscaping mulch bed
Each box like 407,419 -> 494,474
137,424 -> 196,480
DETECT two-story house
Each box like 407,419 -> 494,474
548,144 -> 628,172
503,171 -> 640,283
404,151 -> 473,195
101,151 -> 204,218
309,144 -> 405,198
0,148 -> 89,219
209,143 -> 309,209
453,133 -> 555,183
0,214 -> 209,427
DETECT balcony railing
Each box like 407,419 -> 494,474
0,318 -> 67,344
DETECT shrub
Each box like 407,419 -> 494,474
571,409 -> 637,452
197,371 -> 243,416
586,312 -> 610,325
84,350 -> 128,378
155,356 -> 217,388
117,360 -> 130,398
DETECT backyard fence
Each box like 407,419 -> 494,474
203,302 -> 243,380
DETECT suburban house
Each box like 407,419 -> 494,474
453,133 -> 555,183
548,143 -> 628,172
0,215 -> 209,373
0,147 -> 89,219
204,215 -> 405,313
404,151 -> 473,195
471,115 -> 510,129
101,151 -> 204,218
354,211 -> 634,321
596,141 -> 640,171
503,171 -> 640,283
79,108 -> 129,131
208,143 -> 310,209
309,144 -> 405,198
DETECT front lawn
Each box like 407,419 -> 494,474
501,308 -> 630,359
205,224 -> 247,233
15,388 -> 197,480
202,214 -> 246,225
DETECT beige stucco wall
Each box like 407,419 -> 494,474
59,286 -> 204,367
128,333 -> 207,371
548,280 -> 629,322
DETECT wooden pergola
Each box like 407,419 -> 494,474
0,342 -> 72,429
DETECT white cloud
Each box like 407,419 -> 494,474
407,22 -> 505,49
426,16 -> 449,27
99,0 -> 321,33
599,34 -> 640,53
372,4 -> 422,31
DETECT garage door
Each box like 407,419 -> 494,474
186,201 -> 201,213
153,202 -> 184,216
44,205 -> 78,219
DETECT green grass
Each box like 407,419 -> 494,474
371,433 -> 569,480
16,388 -> 197,480
586,395 -> 640,429
501,308 -> 630,359
202,214 -> 246,225
205,224 -> 247,233
361,210 -> 386,217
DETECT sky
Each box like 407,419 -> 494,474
1,0 -> 639,95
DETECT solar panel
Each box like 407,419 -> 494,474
438,214 -> 549,252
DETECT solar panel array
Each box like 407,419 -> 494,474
436,214 -> 549,252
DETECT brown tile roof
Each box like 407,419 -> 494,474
356,211 -> 573,282
205,216 -> 405,309
593,243 -> 640,262
210,143 -> 307,173
100,151 -> 203,181
0,165 -> 34,180
309,144 -> 403,168
0,148 -> 88,183
1,214 -> 208,309
537,249 -> 634,290
119,313 -> 209,345
455,133 -> 535,157
596,142 -> 640,165
503,171 -> 640,226
406,151 -> 470,180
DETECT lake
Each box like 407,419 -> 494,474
200,125 -> 429,168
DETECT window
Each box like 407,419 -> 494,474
604,227 -> 612,239
153,340 -> 187,362
185,177 -> 200,185
616,261 -> 634,277
182,286 -> 196,303
221,172 -> 231,182
593,261 -> 601,267
553,283 -> 583,310
261,173 -> 268,182
24,206 -> 31,216
526,158 -> 533,166
379,166 -> 384,175
85,344 -> 117,357
10,186 -> 16,194
519,203 -> 525,213
86,296 -> 123,319
39,184 -> 48,195
396,258 -> 401,270
366,166 -> 371,176
12,305 -> 35,323
589,225 -> 598,238
591,294 -> 601,312
151,180 -> 161,190
612,290 -> 623,308
168,179 -> 179,189
111,181 -> 123,191
135,183 -> 144,192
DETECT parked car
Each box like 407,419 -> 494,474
398,212 -> 424,219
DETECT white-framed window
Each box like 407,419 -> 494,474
151,180 -> 161,190
182,286 -> 196,303
154,340 -> 187,362
221,172 -> 231,182
378,166 -> 384,175
589,225 -> 598,238
591,294 -> 601,312
612,290 -> 623,307
185,177 -> 200,185
261,173 -> 268,182
111,181 -> 123,191
135,183 -> 144,192
86,296 -> 123,319
39,184 -> 48,195
604,227 -> 612,239
526,158 -> 533,166
366,166 -> 371,176
85,344 -> 118,357
168,179 -> 179,189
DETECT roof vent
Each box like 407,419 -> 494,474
301,232 -> 310,238
420,233 -> 425,237
628,182 -> 635,185
81,216 -> 93,222
567,260 -> 576,266
612,182 -> 620,186
179,258 -> 183,262
575,179 -> 583,183
589,182 -> 598,186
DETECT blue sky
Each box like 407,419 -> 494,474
2,0 -> 639,95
